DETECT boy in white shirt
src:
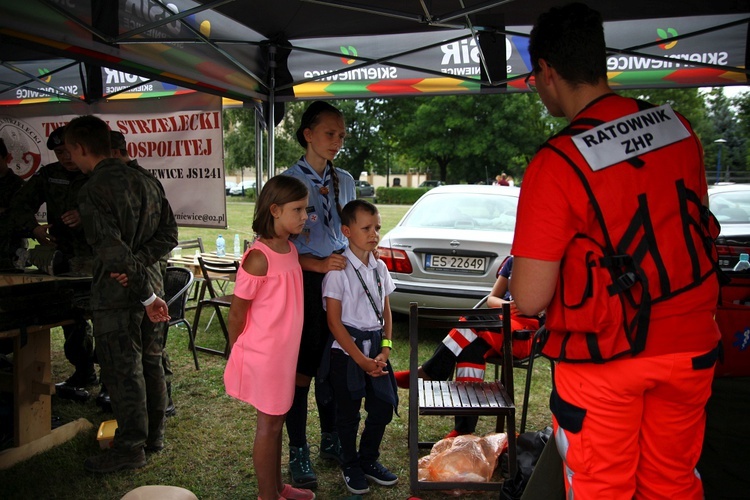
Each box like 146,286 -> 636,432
321,199 -> 399,495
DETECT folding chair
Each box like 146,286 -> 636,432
193,256 -> 238,358
486,326 -> 552,433
177,238 -> 205,305
164,267 -> 200,370
408,302 -> 516,493
177,237 -> 204,255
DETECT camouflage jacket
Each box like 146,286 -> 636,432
8,161 -> 90,259
79,158 -> 177,310
126,159 -> 177,290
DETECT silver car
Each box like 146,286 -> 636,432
354,180 -> 375,198
709,183 -> 750,270
378,184 -> 519,314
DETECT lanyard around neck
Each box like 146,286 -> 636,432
353,264 -> 383,326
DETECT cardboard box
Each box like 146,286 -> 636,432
97,420 -> 118,449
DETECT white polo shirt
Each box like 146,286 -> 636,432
322,246 -> 395,354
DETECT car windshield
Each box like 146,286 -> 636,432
401,192 -> 517,231
711,191 -> 750,223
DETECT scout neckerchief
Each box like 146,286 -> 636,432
296,156 -> 332,229
353,262 -> 384,326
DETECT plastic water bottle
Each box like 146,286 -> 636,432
234,234 -> 241,257
733,253 -> 750,271
216,235 -> 226,257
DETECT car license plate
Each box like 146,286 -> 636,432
425,254 -> 486,272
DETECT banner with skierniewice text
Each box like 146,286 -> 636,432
0,92 -> 226,228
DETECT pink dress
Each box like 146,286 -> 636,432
223,240 -> 304,415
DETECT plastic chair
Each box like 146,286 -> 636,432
164,267 -> 199,370
408,302 -> 517,493
193,256 -> 238,358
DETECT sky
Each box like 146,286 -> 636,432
720,86 -> 748,98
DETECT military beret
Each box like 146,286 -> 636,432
110,131 -> 127,150
46,126 -> 66,150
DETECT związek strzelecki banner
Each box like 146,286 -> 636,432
0,92 -> 226,228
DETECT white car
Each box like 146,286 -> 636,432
378,184 -> 519,314
229,180 -> 256,196
709,183 -> 750,270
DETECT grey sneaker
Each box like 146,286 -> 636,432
320,431 -> 342,463
84,448 -> 146,473
289,444 -> 317,489
361,460 -> 398,486
341,465 -> 370,495
12,247 -> 28,270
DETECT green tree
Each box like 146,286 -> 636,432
391,94 -> 548,183
332,99 -> 386,178
731,90 -> 750,173
223,108 -> 255,175
274,101 -> 307,170
705,89 -> 746,182
618,88 -> 710,138
226,102 -> 311,176
276,99 -> 393,179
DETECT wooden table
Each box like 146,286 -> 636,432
0,272 -> 93,469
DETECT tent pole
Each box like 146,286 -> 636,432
255,106 -> 265,193
268,91 -> 276,178
267,44 -> 277,179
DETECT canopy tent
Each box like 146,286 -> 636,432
1,0 -> 749,178
1,1 -> 749,105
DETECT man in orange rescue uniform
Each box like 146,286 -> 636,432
510,3 -> 722,499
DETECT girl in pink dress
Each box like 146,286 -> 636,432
224,175 -> 314,500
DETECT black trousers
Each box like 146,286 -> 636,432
62,310 -> 94,373
329,349 -> 393,468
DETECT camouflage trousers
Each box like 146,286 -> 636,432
93,305 -> 166,452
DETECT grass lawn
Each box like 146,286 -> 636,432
1,199 -> 553,499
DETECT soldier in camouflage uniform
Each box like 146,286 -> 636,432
6,126 -> 96,388
94,131 -> 178,418
0,138 -> 26,269
66,116 -> 177,473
